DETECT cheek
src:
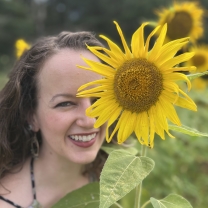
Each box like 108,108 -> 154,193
38,111 -> 67,132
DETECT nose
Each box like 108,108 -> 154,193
76,98 -> 96,128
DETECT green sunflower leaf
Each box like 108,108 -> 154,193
101,145 -> 139,155
101,137 -> 139,155
52,182 -> 100,208
187,71 -> 208,80
99,149 -> 155,208
150,194 -> 193,208
169,124 -> 208,137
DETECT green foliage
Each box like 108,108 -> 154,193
99,150 -> 154,208
142,89 -> 208,208
52,182 -> 100,208
150,194 -> 193,208
51,150 -> 155,208
0,0 -> 35,71
0,72 -> 8,89
187,71 -> 208,81
0,0 -> 35,49
169,124 -> 208,137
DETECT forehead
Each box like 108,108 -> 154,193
37,48 -> 101,96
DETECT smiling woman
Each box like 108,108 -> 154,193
0,31 -> 108,208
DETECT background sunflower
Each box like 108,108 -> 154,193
155,1 -> 204,43
15,39 -> 31,59
185,45 -> 208,90
185,45 -> 208,72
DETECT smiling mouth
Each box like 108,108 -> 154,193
69,133 -> 97,142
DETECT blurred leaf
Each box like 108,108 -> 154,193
169,124 -> 208,137
99,149 -> 155,208
187,71 -> 208,80
188,88 -> 208,105
150,194 -> 193,208
52,182 -> 99,208
0,72 -> 8,89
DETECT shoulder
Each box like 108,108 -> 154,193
0,159 -> 33,207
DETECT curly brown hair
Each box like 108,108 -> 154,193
0,31 -> 108,180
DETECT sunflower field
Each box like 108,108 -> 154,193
0,0 -> 208,207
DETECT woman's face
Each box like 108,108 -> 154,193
32,48 -> 106,165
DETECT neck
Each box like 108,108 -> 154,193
32,148 -> 89,205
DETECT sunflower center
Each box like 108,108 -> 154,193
192,54 -> 206,67
114,58 -> 163,113
167,11 -> 193,40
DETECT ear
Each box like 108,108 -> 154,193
27,113 -> 40,132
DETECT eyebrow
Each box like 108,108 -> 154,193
50,93 -> 75,103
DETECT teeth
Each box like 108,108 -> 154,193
70,133 -> 96,142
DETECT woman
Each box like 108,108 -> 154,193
0,31 -> 107,207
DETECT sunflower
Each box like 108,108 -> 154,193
15,39 -> 30,58
184,45 -> 208,90
77,21 -> 197,148
184,45 -> 208,73
155,1 -> 204,43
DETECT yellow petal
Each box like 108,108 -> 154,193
87,99 -> 118,117
160,52 -> 195,69
144,25 -> 161,57
105,107 -> 122,142
107,115 -> 122,143
117,111 -> 136,144
93,102 -> 120,127
81,58 -> 115,77
175,96 -> 197,111
155,102 -> 175,139
131,22 -> 148,57
177,89 -> 197,111
161,90 -> 178,104
169,66 -> 196,72
163,81 -> 179,93
99,48 -> 125,68
154,102 -> 168,137
149,24 -> 167,61
139,112 -> 150,146
100,35 -> 126,62
77,78 -> 113,92
114,21 -> 132,59
163,73 -> 191,91
148,106 -> 156,145
134,114 -> 143,144
154,42 -> 188,66
87,46 -> 117,67
159,96 -> 181,126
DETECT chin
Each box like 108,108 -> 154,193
69,152 -> 98,165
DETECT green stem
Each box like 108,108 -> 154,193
114,202 -> 124,208
134,180 -> 143,208
141,200 -> 151,208
141,144 -> 147,156
134,145 -> 147,208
